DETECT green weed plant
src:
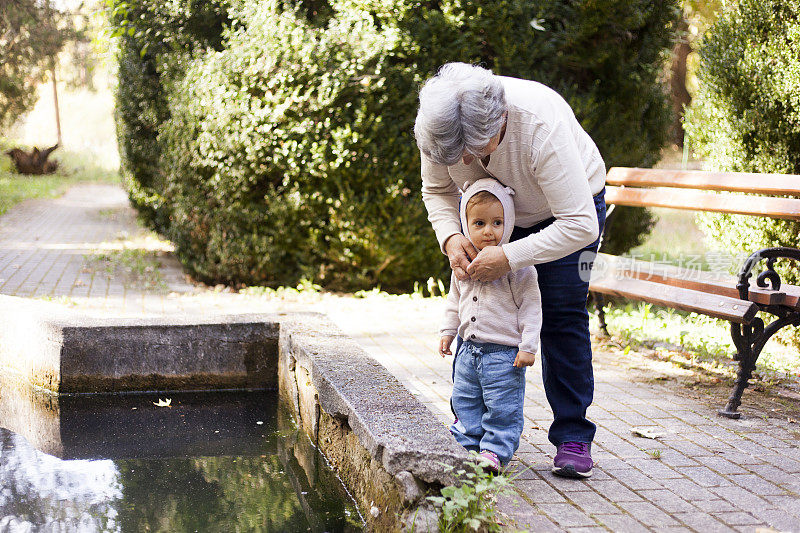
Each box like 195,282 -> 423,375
428,455 -> 514,533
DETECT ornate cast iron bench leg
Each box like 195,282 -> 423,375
719,247 -> 800,418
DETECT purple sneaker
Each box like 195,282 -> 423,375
552,441 -> 593,478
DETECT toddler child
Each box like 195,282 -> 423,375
439,178 -> 541,472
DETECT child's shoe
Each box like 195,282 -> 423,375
552,441 -> 593,478
478,450 -> 501,474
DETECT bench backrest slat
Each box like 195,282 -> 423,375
605,186 -> 800,220
607,167 -> 800,197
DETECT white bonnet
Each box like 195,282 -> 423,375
459,178 -> 516,247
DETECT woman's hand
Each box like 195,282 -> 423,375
466,246 -> 511,282
444,234 -> 478,281
439,335 -> 455,357
513,350 -> 536,368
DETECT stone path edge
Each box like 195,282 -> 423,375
0,295 -> 280,392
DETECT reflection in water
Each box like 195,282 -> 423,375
0,391 -> 363,532
0,431 -> 120,531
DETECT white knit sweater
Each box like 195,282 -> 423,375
441,270 -> 541,354
440,179 -> 542,353
421,76 -> 606,271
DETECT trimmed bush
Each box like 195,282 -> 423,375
427,0 -> 678,256
109,0 -> 230,231
685,0 -> 800,346
115,40 -> 170,231
116,0 -> 679,290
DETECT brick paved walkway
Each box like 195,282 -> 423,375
2,185 -> 800,532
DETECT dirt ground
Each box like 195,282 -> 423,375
594,332 -> 800,428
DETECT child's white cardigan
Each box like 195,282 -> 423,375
440,178 -> 542,354
441,269 -> 541,354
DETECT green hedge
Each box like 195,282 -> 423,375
685,0 -> 800,346
115,40 -> 170,231
116,0 -> 679,291
110,0 -> 230,232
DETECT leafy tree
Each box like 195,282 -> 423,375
685,0 -> 800,347
0,0 -> 74,131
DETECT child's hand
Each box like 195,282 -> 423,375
439,336 -> 455,357
513,350 -> 536,368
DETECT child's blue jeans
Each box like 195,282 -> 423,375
450,340 -> 526,465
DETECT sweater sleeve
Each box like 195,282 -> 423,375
510,268 -> 542,354
440,272 -> 461,338
420,152 -> 462,253
501,120 -> 599,270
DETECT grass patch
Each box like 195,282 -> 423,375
87,247 -> 167,293
35,295 -> 78,307
0,140 -> 121,217
598,302 -> 800,384
646,449 -> 662,460
84,230 -> 174,294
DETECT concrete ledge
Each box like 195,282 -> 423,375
0,296 -> 467,530
278,313 -> 469,531
0,296 -> 279,392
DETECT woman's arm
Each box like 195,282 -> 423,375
420,152 -> 477,279
502,120 -> 600,271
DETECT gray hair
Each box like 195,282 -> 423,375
414,63 -> 507,166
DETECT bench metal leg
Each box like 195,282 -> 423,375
720,321 -> 761,418
592,294 -> 610,336
721,247 -> 800,418
721,314 -> 800,418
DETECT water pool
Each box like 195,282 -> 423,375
0,390 -> 364,532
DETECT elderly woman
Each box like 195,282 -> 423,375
415,62 -> 606,478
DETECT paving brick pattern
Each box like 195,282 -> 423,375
2,185 -> 800,532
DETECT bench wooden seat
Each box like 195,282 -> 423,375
607,167 -> 800,196
592,167 -> 800,418
590,274 -> 758,324
605,186 -> 800,220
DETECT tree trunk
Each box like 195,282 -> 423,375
51,64 -> 62,146
669,16 -> 692,146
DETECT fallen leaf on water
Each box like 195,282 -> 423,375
153,398 -> 172,407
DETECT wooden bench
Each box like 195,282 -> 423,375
590,167 -> 800,418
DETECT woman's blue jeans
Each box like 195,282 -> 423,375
450,340 -> 526,465
509,189 -> 606,446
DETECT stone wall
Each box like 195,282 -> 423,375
278,313 -> 469,532
0,296 -> 279,392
